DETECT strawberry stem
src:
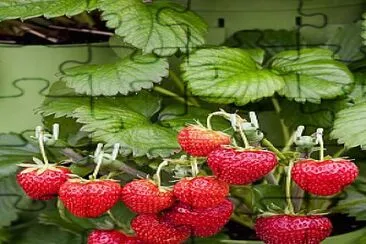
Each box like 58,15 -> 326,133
316,128 -> 324,161
206,111 -> 227,130
190,157 -> 199,176
238,126 -> 250,149
286,160 -> 295,214
38,130 -> 49,167
92,151 -> 104,179
156,160 -> 169,188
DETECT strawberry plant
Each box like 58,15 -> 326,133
0,1 -> 366,243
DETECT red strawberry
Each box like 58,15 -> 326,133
255,215 -> 332,244
207,148 -> 277,185
131,214 -> 190,244
178,125 -> 231,156
59,179 -> 120,218
165,199 -> 233,237
17,166 -> 70,200
87,229 -> 143,244
121,179 -> 175,214
292,159 -> 359,196
173,176 -> 229,208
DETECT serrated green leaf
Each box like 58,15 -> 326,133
271,48 -> 354,103
182,47 -> 284,105
63,54 -> 169,96
332,186 -> 366,221
38,84 -> 179,158
10,224 -> 81,244
0,134 -> 39,178
348,72 -> 366,104
0,175 -> 33,227
0,0 -> 98,21
331,101 -> 366,149
100,0 -> 207,56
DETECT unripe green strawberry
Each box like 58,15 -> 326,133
255,215 -> 332,244
17,166 -> 70,200
121,179 -> 175,214
292,158 -> 359,196
131,214 -> 190,244
207,147 -> 277,185
178,125 -> 231,156
173,176 -> 229,208
165,199 -> 233,237
59,179 -> 120,218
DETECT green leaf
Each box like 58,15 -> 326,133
0,0 -> 98,21
38,84 -> 179,157
348,72 -> 366,104
331,101 -> 366,149
10,224 -> 81,244
332,186 -> 366,221
0,175 -> 34,227
100,0 -> 207,56
181,47 -> 284,105
252,185 -> 286,211
62,54 -> 169,96
280,99 -> 348,130
0,133 -> 39,178
270,48 -> 354,103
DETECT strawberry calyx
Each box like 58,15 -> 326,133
65,177 -> 120,184
17,159 -> 68,175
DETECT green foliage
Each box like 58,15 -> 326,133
0,0 -> 98,20
100,0 -> 207,56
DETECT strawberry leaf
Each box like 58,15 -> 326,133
270,48 -> 354,103
62,54 -> 169,96
181,47 -> 284,105
99,0 -> 207,56
331,101 -> 366,149
37,82 -> 179,158
0,0 -> 98,20
332,186 -> 366,221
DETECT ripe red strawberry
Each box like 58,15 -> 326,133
17,166 -> 70,200
59,179 -> 120,218
291,158 -> 359,196
87,229 -> 143,244
173,176 -> 229,208
178,125 -> 231,156
207,148 -> 277,185
131,214 -> 190,244
121,179 -> 175,214
255,215 -> 332,244
165,199 -> 233,237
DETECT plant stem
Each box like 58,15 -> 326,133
265,171 -> 278,185
286,160 -> 295,214
282,132 -> 295,152
156,160 -> 169,188
261,138 -> 287,161
191,157 -> 199,177
38,131 -> 49,166
206,111 -> 227,130
92,152 -> 104,179
238,126 -> 250,149
333,147 -> 347,158
271,97 -> 290,144
317,130 -> 324,161
107,211 -> 123,228
169,70 -> 200,107
153,86 -> 195,106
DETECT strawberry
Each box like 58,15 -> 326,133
165,199 -> 233,237
121,179 -> 175,214
178,125 -> 231,156
131,214 -> 190,244
17,166 -> 70,200
291,159 -> 359,196
59,179 -> 120,218
173,176 -> 229,208
87,229 -> 143,244
255,215 -> 332,244
207,147 -> 277,185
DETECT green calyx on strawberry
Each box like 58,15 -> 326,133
255,214 -> 333,244
164,199 -> 234,237
59,178 -> 121,218
121,179 -> 175,214
207,146 -> 278,185
87,229 -> 143,244
131,214 -> 190,244
178,124 -> 231,157
173,176 -> 229,208
291,158 -> 359,196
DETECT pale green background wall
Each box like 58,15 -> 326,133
0,0 -> 364,133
